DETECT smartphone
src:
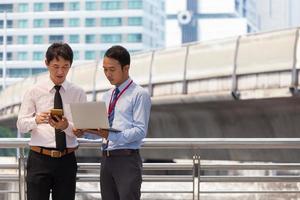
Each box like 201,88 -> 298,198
50,109 -> 63,122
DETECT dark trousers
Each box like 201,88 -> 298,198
100,152 -> 142,200
26,150 -> 77,200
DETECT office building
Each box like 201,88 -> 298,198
0,0 -> 165,89
235,0 -> 300,32
166,0 -> 247,47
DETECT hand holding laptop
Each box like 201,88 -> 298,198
73,127 -> 109,139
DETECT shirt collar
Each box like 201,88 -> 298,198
46,78 -> 69,92
117,77 -> 132,91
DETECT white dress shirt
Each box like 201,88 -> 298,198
17,78 -> 87,148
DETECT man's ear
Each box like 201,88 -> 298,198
123,64 -> 130,73
45,59 -> 49,67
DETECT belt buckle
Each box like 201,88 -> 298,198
51,150 -> 62,158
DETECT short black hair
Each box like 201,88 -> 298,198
46,43 -> 74,65
104,45 -> 130,68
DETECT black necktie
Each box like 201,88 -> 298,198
54,85 -> 66,152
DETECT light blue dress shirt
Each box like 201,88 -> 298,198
103,78 -> 151,150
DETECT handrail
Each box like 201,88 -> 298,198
2,138 -> 300,200
2,138 -> 300,149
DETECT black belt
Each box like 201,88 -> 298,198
102,149 -> 139,157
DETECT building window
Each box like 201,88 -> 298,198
17,36 -> 28,44
0,52 -> 12,60
6,52 -> 13,61
18,20 -> 28,28
18,3 -> 28,12
85,51 -> 96,60
86,1 -> 97,10
73,51 -> 80,60
85,18 -> 96,27
49,35 -> 64,43
101,18 -> 122,26
49,2 -> 64,11
85,34 -> 96,43
69,35 -> 80,43
0,4 -> 13,12
69,2 -> 80,11
101,1 -> 121,10
49,19 -> 64,27
33,52 -> 44,61
33,19 -> 45,28
101,34 -> 122,43
32,68 -> 47,75
69,18 -> 80,27
17,52 -> 28,60
128,0 -> 143,9
8,68 -> 30,78
0,20 -> 13,28
0,36 -> 13,45
33,35 -> 43,44
34,3 -> 44,11
128,17 -> 142,26
127,33 -> 142,43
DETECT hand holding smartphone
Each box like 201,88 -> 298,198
50,109 -> 63,122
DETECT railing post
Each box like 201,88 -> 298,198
193,155 -> 200,200
18,148 -> 26,200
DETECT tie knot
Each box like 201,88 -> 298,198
54,85 -> 61,91
115,87 -> 120,95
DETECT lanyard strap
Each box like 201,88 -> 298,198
108,80 -> 133,115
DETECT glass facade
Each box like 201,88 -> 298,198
17,36 -> 28,44
85,18 -> 96,27
33,52 -> 44,61
0,4 -> 13,12
33,3 -> 44,11
128,17 -> 142,26
101,1 -> 122,10
127,33 -> 142,42
49,35 -> 64,43
101,34 -> 122,43
85,34 -> 96,43
18,3 -> 29,12
86,1 -> 97,10
33,19 -> 45,28
128,0 -> 143,9
49,19 -> 64,27
69,2 -> 80,11
85,51 -> 96,60
69,35 -> 80,43
69,18 -> 80,27
17,52 -> 28,60
33,35 -> 43,44
49,2 -> 64,11
18,20 -> 28,28
101,18 -> 122,26
0,0 -> 165,87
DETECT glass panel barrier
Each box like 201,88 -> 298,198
186,37 -> 237,80
237,29 -> 297,74
151,46 -> 187,83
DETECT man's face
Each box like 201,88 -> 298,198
103,56 -> 129,86
46,56 -> 71,85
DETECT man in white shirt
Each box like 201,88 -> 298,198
17,43 -> 86,200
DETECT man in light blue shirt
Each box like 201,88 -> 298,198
74,45 -> 151,200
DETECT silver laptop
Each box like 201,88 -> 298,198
69,101 -> 120,132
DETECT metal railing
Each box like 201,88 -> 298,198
1,138 -> 300,200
